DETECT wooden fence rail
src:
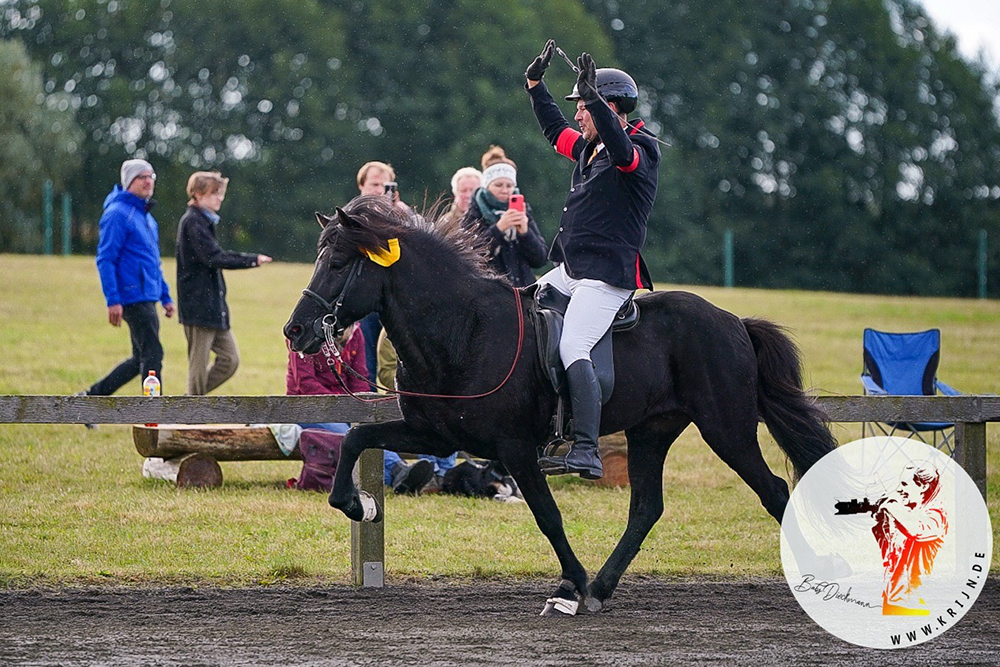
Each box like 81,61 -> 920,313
1,394 -> 995,588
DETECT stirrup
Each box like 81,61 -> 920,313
538,440 -> 603,480
540,436 -> 569,460
538,437 -> 573,476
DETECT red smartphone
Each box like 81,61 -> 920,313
508,194 -> 525,212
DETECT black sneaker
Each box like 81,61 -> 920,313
390,459 -> 434,495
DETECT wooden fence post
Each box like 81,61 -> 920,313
954,422 -> 988,500
351,448 -> 384,588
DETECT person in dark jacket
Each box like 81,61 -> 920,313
81,159 -> 174,405
525,42 -> 661,479
176,171 -> 272,395
461,146 -> 547,287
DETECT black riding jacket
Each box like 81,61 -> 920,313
527,80 -> 659,290
175,205 -> 258,330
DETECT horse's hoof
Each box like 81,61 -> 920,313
540,596 -> 579,616
357,490 -> 383,523
583,597 -> 604,613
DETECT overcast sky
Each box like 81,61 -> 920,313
918,0 -> 1000,69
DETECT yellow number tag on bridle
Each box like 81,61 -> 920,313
362,238 -> 401,267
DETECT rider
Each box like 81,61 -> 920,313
525,41 -> 660,479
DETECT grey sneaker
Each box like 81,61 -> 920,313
390,459 -> 434,495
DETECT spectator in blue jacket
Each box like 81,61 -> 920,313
81,159 -> 174,402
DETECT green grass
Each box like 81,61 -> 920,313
1,254 -> 998,585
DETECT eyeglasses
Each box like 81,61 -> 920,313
135,173 -> 157,182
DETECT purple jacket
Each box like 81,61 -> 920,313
286,327 -> 369,396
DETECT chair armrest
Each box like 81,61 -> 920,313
861,375 -> 888,396
935,380 -> 961,396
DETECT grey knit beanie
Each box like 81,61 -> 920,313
120,159 -> 154,189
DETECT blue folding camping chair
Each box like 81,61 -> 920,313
860,328 -> 961,455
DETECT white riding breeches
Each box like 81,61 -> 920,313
536,264 -> 633,367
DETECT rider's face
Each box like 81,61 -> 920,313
575,101 -> 597,142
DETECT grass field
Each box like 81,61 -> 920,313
1,254 -> 997,585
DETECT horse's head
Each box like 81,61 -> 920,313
284,195 -> 407,354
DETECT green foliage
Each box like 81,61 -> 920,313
0,38 -> 82,251
1,0 -> 609,260
585,0 -> 1000,296
3,1 -> 999,294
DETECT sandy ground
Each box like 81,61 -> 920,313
1,577 -> 997,666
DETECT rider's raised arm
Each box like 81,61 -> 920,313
526,80 -> 586,163
587,98 -> 653,173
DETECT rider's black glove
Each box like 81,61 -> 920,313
525,39 -> 555,81
575,52 -> 600,104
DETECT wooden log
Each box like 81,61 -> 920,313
133,424 -> 302,461
175,453 -> 224,489
596,432 -> 630,488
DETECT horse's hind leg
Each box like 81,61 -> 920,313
697,410 -> 791,523
587,416 -> 689,611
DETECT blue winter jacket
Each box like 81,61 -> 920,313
95,185 -> 173,307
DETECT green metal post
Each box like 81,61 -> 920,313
724,228 -> 734,288
42,180 -> 53,255
978,229 -> 987,300
61,192 -> 72,256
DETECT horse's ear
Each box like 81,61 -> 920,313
335,206 -> 362,229
315,212 -> 335,229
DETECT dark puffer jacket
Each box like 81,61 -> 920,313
175,205 -> 258,329
461,197 -> 548,287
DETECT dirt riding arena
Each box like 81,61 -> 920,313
2,577 -> 997,665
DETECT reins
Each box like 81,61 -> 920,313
302,257 -> 525,402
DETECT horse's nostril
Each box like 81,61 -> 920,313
289,324 -> 303,336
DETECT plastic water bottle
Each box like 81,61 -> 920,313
142,370 -> 160,427
142,370 -> 161,396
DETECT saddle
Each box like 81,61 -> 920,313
525,283 -> 640,442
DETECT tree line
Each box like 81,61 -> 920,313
2,0 -> 999,296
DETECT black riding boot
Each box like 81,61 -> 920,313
539,359 -> 603,480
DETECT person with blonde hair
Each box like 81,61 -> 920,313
461,146 -> 547,287
175,171 -> 272,395
439,166 -> 482,227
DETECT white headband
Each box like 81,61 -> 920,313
482,163 -> 517,188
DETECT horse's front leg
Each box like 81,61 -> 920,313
503,447 -> 590,616
328,419 -> 448,522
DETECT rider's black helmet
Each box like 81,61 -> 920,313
566,68 -> 638,114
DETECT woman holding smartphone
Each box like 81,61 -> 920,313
461,145 -> 548,287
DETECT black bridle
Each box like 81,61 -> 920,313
299,251 -> 525,402
301,256 -> 365,342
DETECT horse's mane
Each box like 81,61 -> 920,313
318,194 -> 500,280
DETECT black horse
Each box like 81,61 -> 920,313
284,195 -> 837,614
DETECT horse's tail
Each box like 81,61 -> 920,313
742,318 -> 837,480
